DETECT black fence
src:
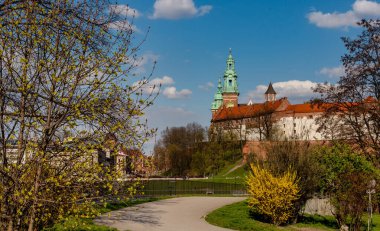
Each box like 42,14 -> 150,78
137,179 -> 247,197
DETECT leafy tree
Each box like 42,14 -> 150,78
246,164 -> 300,225
263,141 -> 322,220
0,1 -> 155,230
314,19 -> 380,161
315,143 -> 379,231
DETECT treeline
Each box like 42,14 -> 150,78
153,122 -> 241,176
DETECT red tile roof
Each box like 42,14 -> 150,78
212,96 -> 378,122
286,103 -> 327,113
212,100 -> 285,122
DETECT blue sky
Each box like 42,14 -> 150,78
111,0 -> 380,154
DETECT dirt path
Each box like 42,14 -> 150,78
94,196 -> 246,231
223,160 -> 245,176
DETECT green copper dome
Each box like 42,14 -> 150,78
223,49 -> 239,94
211,78 -> 223,110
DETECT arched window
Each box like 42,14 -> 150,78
229,79 -> 232,86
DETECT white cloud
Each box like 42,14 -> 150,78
163,86 -> 192,99
198,82 -> 214,91
132,53 -> 159,74
151,0 -> 212,19
353,0 -> 380,16
247,80 -> 319,104
133,76 -> 174,95
307,0 -> 380,28
109,5 -> 141,18
307,11 -> 358,28
319,66 -> 345,78
107,20 -> 140,32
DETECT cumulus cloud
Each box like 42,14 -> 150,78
132,53 -> 159,74
198,82 -> 214,91
133,76 -> 191,99
353,0 -> 380,15
109,5 -> 141,18
319,66 -> 345,78
307,11 -> 358,28
107,20 -> 140,32
133,76 -> 174,95
247,80 -> 319,103
163,86 -> 192,99
151,0 -> 212,19
307,0 -> 380,28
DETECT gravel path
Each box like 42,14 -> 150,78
94,196 -> 246,231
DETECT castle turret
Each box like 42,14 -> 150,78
222,49 -> 239,107
265,82 -> 276,102
211,78 -> 223,116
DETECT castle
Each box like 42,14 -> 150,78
210,50 -> 329,154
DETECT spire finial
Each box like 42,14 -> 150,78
229,48 -> 232,54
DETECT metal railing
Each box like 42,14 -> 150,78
137,179 -> 247,197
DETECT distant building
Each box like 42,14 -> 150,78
210,50 -> 330,156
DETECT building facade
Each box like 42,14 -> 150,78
210,51 -> 329,150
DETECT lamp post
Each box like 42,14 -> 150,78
367,180 -> 376,231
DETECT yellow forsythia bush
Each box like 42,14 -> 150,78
246,164 -> 300,225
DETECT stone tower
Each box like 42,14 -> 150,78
222,49 -> 239,107
265,82 -> 276,102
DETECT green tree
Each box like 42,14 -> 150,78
263,141 -> 322,221
0,1 -> 155,230
316,143 -> 379,231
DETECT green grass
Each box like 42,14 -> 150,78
206,200 -> 338,231
45,197 -> 165,231
194,159 -> 248,184
206,200 -> 380,231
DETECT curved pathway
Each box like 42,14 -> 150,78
94,196 -> 246,231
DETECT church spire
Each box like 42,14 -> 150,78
222,49 -> 239,108
211,78 -> 223,112
265,82 -> 276,102
223,49 -> 238,94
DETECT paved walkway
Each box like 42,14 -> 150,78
94,196 -> 246,231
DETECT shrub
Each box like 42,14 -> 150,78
315,143 -> 380,231
246,164 -> 300,225
264,140 -> 322,217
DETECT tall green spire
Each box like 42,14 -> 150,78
211,78 -> 223,110
223,48 -> 239,94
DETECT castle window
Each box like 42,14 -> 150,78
283,124 -> 285,128
293,130 -> 296,134
229,79 -> 232,86
229,63 -> 232,69
309,115 -> 313,119
293,123 -> 296,127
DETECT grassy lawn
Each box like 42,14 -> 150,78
206,200 -> 380,231
194,159 -> 248,184
44,197 -> 165,231
206,200 -> 339,231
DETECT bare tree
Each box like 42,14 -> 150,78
314,19 -> 380,162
